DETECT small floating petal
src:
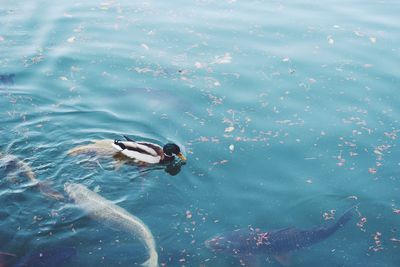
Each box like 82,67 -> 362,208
141,43 -> 149,50
225,126 -> 235,133
67,36 -> 76,43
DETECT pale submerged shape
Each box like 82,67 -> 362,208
224,126 -> 235,133
64,183 -> 159,267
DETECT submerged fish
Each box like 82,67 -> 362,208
64,183 -> 158,267
12,246 -> 77,267
0,152 -> 63,200
205,208 -> 353,266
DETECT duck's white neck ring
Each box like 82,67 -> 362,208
164,153 -> 173,158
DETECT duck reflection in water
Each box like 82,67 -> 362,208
0,74 -> 15,87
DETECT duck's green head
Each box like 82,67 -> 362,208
163,143 -> 186,161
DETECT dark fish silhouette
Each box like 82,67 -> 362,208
12,246 -> 77,267
205,208 -> 353,266
0,74 -> 15,86
0,152 -> 64,201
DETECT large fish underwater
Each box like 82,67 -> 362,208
0,152 -> 63,200
64,183 -> 159,267
205,208 -> 353,266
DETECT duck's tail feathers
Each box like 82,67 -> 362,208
113,140 -> 126,150
123,135 -> 135,142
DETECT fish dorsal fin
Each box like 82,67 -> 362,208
274,252 -> 292,266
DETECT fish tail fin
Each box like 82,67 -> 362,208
17,160 -> 36,181
141,253 -> 158,267
23,168 -> 36,181
38,181 -> 65,201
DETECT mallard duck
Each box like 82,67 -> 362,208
112,135 -> 186,164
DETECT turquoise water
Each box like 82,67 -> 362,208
1,0 -> 399,266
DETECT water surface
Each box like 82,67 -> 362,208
1,0 -> 399,266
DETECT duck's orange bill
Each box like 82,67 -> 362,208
177,153 -> 186,161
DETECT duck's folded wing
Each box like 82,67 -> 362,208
112,141 -> 159,156
119,150 -> 161,164
138,142 -> 163,154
